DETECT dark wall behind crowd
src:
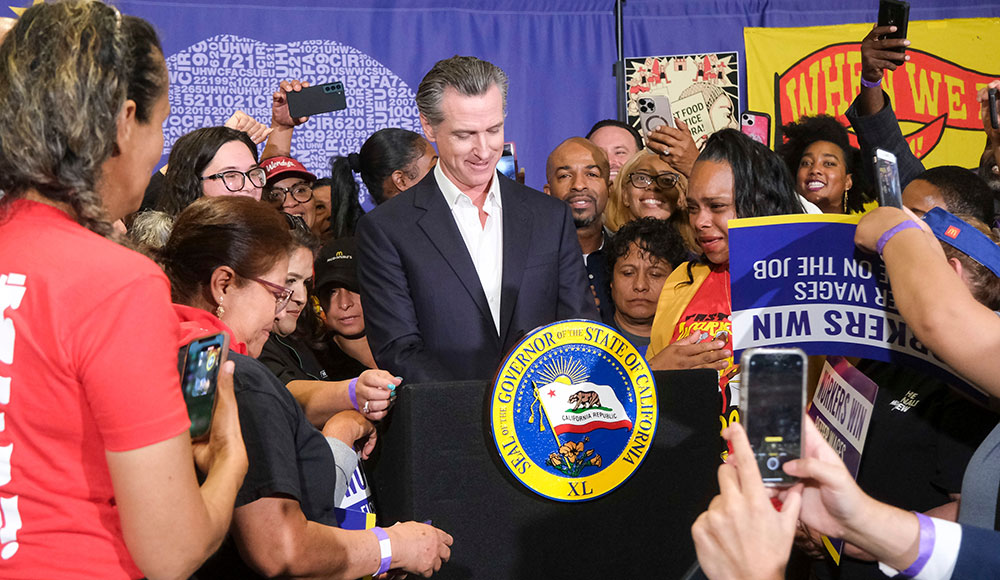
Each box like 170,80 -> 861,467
117,0 -> 1000,197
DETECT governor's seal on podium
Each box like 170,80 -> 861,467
489,319 -> 658,502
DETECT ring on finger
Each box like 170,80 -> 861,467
363,400 -> 370,414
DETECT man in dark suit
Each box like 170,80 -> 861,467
356,56 -> 598,384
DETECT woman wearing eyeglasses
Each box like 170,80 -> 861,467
161,196 -> 453,579
157,126 -> 267,216
605,149 -> 688,231
260,155 -> 319,229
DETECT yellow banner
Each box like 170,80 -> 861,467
745,18 -> 1000,169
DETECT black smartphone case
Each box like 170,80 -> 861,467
286,81 -> 347,118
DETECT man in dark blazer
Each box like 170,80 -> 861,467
356,56 -> 598,384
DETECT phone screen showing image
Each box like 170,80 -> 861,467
497,142 -> 517,179
178,333 -> 228,440
875,149 -> 903,208
742,349 -> 805,486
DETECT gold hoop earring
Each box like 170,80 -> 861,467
216,296 -> 225,318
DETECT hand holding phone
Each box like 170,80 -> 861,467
740,348 -> 807,487
861,7 -> 909,86
989,87 -> 999,131
178,332 -> 229,440
637,95 -> 677,142
286,81 -> 347,119
876,0 -> 910,54
875,148 -> 903,208
271,79 -> 311,128
191,358 -> 248,478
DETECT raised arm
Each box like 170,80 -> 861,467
855,207 -> 1000,395
847,24 -> 924,190
106,361 -> 247,580
261,79 -> 310,160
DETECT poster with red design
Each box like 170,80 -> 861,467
625,52 -> 740,149
745,18 -> 999,169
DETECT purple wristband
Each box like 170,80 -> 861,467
899,512 -> 934,578
860,75 -> 883,89
371,526 -> 392,576
876,220 -> 921,255
348,377 -> 359,411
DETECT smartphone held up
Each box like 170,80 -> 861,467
877,0 -> 910,54
740,348 -> 807,487
178,332 -> 230,440
286,81 -> 348,119
638,95 -> 676,144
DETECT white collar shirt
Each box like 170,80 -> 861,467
434,164 -> 504,335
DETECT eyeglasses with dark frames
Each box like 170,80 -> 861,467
201,167 -> 267,193
264,183 -> 314,205
628,171 -> 680,191
249,277 -> 293,314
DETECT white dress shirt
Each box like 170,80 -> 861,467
433,164 -> 504,335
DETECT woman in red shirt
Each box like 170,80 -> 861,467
0,3 -> 246,578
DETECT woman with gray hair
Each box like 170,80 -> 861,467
0,2 -> 246,578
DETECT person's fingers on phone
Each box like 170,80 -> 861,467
715,456 -> 744,501
656,122 -> 697,176
723,423 -> 769,501
194,360 -> 247,475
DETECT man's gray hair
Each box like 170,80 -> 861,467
416,56 -> 509,126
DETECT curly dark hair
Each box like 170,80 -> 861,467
606,218 -> 689,280
777,115 -> 872,213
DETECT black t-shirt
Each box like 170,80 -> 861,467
197,352 -> 339,579
259,332 -> 329,384
316,338 -> 371,381
814,360 -> 998,580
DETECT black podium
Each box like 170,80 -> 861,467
366,370 -> 721,579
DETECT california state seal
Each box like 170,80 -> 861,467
490,320 -> 658,502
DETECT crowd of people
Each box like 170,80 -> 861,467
2,1 -> 1000,578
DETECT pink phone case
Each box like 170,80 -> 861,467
740,112 -> 771,147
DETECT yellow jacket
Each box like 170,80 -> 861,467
648,261 -> 713,358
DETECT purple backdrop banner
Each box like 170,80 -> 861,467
106,0 -> 1000,198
